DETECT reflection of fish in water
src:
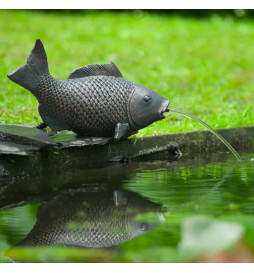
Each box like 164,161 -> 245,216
16,190 -> 161,248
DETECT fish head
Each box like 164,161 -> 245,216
126,208 -> 165,238
128,83 -> 170,130
127,220 -> 156,238
124,193 -> 164,238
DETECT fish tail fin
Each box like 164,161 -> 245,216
7,38 -> 50,95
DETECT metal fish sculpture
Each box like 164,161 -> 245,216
14,190 -> 162,248
7,39 -> 170,140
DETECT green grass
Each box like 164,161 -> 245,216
0,10 -> 253,136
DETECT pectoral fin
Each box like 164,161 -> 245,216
114,123 -> 130,140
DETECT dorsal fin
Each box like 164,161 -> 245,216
67,61 -> 123,80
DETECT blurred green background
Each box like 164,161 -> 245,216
0,10 -> 253,136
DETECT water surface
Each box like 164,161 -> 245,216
0,152 -> 254,262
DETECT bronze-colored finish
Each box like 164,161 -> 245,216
8,39 -> 170,140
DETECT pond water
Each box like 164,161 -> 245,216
0,152 -> 254,263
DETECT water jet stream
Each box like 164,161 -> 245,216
169,108 -> 242,161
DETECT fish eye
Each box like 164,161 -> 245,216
143,95 -> 151,104
141,223 -> 149,231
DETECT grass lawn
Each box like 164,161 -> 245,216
0,10 -> 253,137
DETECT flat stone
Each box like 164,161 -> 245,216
0,124 -> 58,151
0,124 -> 112,155
51,130 -> 112,149
0,141 -> 40,155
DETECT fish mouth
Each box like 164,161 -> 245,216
160,100 -> 170,119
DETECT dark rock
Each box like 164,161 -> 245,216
52,130 -> 112,149
0,124 -> 112,155
0,124 -> 253,185
0,141 -> 40,156
0,124 -> 179,183
0,124 -> 57,151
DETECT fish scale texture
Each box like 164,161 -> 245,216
37,75 -> 135,136
28,194 -> 135,248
